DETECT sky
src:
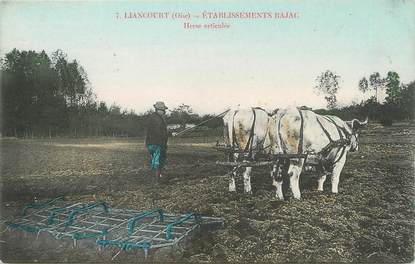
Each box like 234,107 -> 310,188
1,0 -> 414,114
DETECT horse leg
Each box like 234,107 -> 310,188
317,174 -> 327,191
316,164 -> 327,191
228,153 -> 238,192
271,164 -> 284,200
229,169 -> 237,192
243,167 -> 253,194
331,154 -> 347,193
287,159 -> 305,199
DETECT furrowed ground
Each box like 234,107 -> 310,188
1,123 -> 414,263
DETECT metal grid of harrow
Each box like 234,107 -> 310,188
3,197 -> 222,258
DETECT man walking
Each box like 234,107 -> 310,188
145,101 -> 169,182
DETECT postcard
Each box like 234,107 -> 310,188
1,1 -> 414,263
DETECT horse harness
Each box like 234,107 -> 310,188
278,109 -> 353,168
229,108 -> 354,168
231,107 -> 272,160
315,115 -> 353,165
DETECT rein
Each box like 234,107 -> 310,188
173,109 -> 230,137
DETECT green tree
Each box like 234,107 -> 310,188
168,104 -> 199,127
314,70 -> 341,109
358,77 -> 369,93
369,72 -> 385,103
400,81 -> 415,120
358,72 -> 387,103
1,49 -> 68,137
384,71 -> 401,104
52,50 -> 88,107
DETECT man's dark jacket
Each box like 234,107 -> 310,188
145,112 -> 168,146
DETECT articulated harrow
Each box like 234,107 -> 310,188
3,197 -> 223,259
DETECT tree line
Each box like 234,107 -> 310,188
1,49 -> 413,138
314,70 -> 414,125
0,49 -> 221,137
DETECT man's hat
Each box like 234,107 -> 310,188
154,101 -> 168,110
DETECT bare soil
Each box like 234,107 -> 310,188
1,123 -> 414,263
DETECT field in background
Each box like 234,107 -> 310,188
1,123 -> 414,262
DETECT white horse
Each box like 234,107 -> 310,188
268,107 -> 368,200
222,107 -> 274,194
